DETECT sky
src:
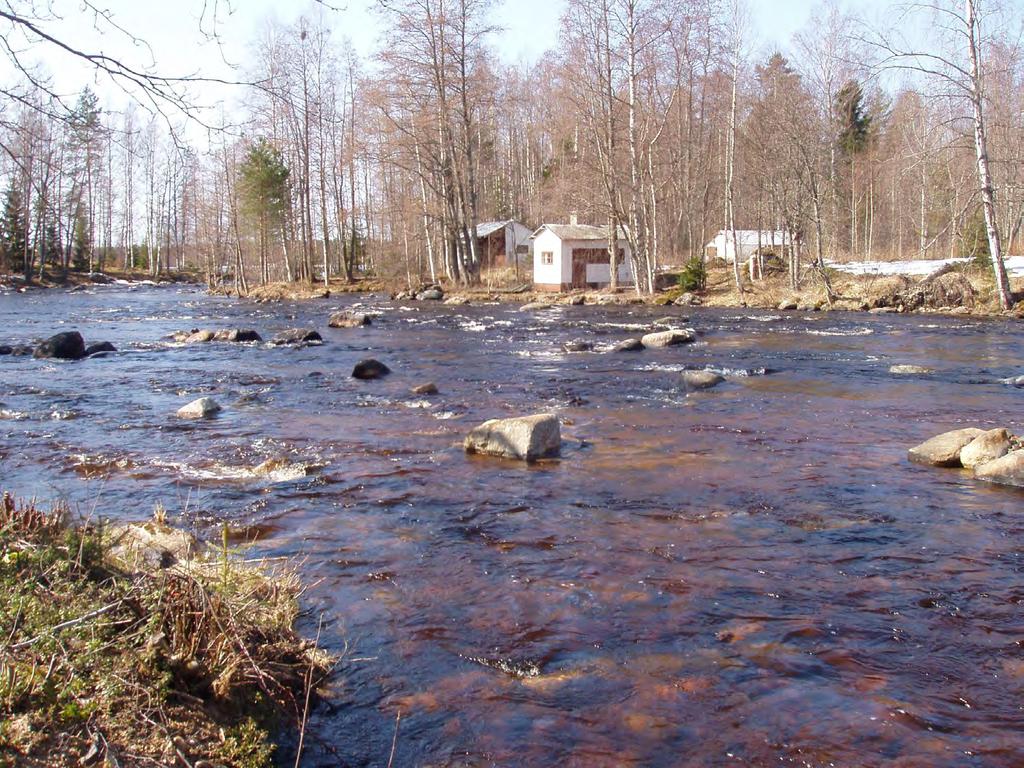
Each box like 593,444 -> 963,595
7,0 -> 891,117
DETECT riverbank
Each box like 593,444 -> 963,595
0,268 -> 201,292
214,260 -> 1024,319
0,493 -> 331,768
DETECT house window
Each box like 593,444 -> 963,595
541,251 -> 554,265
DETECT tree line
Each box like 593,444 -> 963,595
1,0 -> 1021,306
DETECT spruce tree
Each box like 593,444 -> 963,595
0,178 -> 27,275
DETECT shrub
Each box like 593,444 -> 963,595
677,256 -> 707,292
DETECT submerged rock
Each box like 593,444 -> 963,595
520,302 -> 553,311
907,428 -> 984,467
176,397 -> 222,419
960,428 -> 1012,469
974,451 -> 1024,487
328,310 -> 371,328
352,359 -> 391,380
563,340 -> 594,353
34,331 -> 86,360
84,342 -> 117,356
411,382 -> 439,395
890,364 -> 933,375
611,338 -> 645,352
682,370 -> 725,390
272,328 -> 323,345
464,413 -> 561,462
641,329 -> 695,348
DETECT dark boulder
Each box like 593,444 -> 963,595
272,328 -> 323,345
9,345 -> 32,356
563,340 -> 594,353
34,331 -> 86,360
0,345 -> 11,356
352,359 -> 391,380
84,342 -> 117,356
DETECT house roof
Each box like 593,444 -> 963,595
531,223 -> 629,241
476,220 -> 512,238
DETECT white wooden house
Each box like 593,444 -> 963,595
474,220 -> 533,269
531,221 -> 633,291
705,230 -> 791,264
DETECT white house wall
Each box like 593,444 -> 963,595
533,230 -> 564,286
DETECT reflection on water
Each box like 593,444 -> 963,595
2,286 -> 1024,766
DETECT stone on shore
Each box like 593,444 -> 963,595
641,329 -> 695,348
974,451 -> 1024,488
778,298 -> 799,311
84,342 -> 117,356
890,364 -> 933,375
682,370 -> 725,390
176,397 -> 222,419
959,428 -> 1012,469
611,338 -> 645,352
907,428 -> 984,467
272,328 -> 323,345
352,359 -> 391,380
417,286 -> 444,301
412,382 -> 438,395
328,311 -> 371,328
464,413 -> 561,462
34,331 -> 86,360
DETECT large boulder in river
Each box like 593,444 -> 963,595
33,331 -> 86,360
464,413 -> 561,462
416,286 -> 444,301
960,428 -> 1012,469
907,428 -> 984,467
185,330 -> 215,343
974,451 -> 1024,487
611,338 -> 645,352
641,329 -> 695,348
0,345 -> 12,356
272,328 -> 322,345
352,359 -> 391,380
176,397 -> 222,419
682,370 -> 725,390
328,311 -> 371,328
84,342 -> 117,356
214,328 -> 262,343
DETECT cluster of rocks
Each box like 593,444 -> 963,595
172,328 -> 263,344
909,427 -> 1024,488
0,331 -> 117,361
392,284 -> 444,302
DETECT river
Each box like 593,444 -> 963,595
1,284 -> 1023,767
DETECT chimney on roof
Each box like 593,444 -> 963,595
569,212 -> 578,226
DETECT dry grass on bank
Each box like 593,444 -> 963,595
0,493 -> 332,768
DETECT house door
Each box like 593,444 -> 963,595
571,252 -> 588,287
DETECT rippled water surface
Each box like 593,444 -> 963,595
2,285 -> 1024,767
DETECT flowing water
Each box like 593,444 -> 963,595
2,284 -> 1024,767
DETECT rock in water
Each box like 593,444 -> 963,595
907,428 -> 984,467
640,329 -> 696,348
34,331 -> 86,360
974,451 -> 1024,487
352,359 -> 390,380
611,338 -> 645,352
682,370 -> 725,390
520,302 -> 553,311
563,340 -> 594,353
464,413 -> 561,462
417,287 -> 444,301
0,345 -> 12,355
890,364 -> 932,375
328,311 -> 371,328
84,342 -> 117,356
412,382 -> 438,395
214,329 -> 262,342
184,330 -> 214,343
176,397 -> 222,419
272,328 -> 323,345
960,428 -> 1012,469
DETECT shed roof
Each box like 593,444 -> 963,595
707,230 -> 791,248
531,223 -> 629,241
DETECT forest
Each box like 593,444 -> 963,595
1,0 -> 1022,304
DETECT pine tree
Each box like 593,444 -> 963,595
0,178 -> 28,275
72,205 -> 89,272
